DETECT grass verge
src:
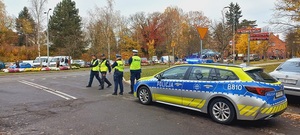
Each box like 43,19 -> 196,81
123,67 -> 168,80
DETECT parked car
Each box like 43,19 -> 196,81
72,59 -> 87,67
33,56 -> 53,67
141,57 -> 150,65
269,58 -> 300,96
134,63 -> 287,124
243,54 -> 260,62
9,62 -> 32,68
0,61 -> 5,69
49,56 -> 72,67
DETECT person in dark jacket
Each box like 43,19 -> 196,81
86,54 -> 102,88
99,54 -> 112,90
111,54 -> 124,95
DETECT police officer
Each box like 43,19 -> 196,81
111,54 -> 124,95
99,54 -> 112,90
86,54 -> 102,88
128,50 -> 141,94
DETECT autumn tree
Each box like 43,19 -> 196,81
210,20 -> 232,60
49,0 -> 86,58
186,11 -> 210,56
87,0 -> 120,59
29,0 -> 48,60
0,0 -> 15,45
235,34 -> 259,55
272,0 -> 300,33
16,7 -> 36,46
285,31 -> 300,57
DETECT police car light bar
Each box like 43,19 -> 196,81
186,58 -> 214,64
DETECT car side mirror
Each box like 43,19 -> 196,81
155,74 -> 162,81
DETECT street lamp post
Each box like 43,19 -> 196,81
45,8 -> 52,67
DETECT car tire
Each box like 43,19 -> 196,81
137,86 -> 152,105
209,98 -> 236,124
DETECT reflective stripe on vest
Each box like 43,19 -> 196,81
91,59 -> 99,71
130,56 -> 141,70
115,60 -> 124,72
100,59 -> 108,72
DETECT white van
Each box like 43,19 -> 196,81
32,56 -> 53,67
49,56 -> 72,67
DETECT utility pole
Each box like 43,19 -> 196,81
45,8 -> 52,67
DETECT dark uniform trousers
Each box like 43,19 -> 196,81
100,72 -> 112,88
130,70 -> 141,92
113,71 -> 123,93
88,71 -> 102,86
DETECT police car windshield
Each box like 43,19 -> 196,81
246,69 -> 277,83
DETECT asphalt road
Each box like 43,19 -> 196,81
0,70 -> 299,135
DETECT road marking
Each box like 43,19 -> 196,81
19,80 -> 77,100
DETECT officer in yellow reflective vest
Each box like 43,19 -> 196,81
86,54 -> 102,88
128,50 -> 141,94
99,54 -> 112,90
111,54 -> 124,95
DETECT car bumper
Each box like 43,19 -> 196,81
284,86 -> 300,96
237,99 -> 287,120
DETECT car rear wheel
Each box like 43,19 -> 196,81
138,86 -> 152,105
209,98 -> 235,124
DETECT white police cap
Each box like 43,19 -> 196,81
132,50 -> 138,53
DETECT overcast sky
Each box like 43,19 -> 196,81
3,0 -> 277,32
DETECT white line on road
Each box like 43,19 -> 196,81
19,80 -> 77,100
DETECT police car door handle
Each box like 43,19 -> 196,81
174,83 -> 182,86
204,85 -> 213,88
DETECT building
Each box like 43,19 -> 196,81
266,33 -> 286,59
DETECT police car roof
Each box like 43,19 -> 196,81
180,63 -> 263,71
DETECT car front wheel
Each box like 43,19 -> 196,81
209,98 -> 236,124
138,86 -> 152,105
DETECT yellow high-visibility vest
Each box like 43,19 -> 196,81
115,60 -> 124,72
100,60 -> 108,72
130,56 -> 141,70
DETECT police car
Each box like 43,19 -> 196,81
134,63 -> 287,124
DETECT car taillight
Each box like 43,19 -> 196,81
245,86 -> 274,96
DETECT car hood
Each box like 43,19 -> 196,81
138,76 -> 155,81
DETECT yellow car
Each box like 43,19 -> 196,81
134,63 -> 287,124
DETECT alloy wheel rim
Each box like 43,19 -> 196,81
212,102 -> 230,122
139,89 -> 149,103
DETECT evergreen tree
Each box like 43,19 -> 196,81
239,19 -> 257,28
48,0 -> 85,58
225,2 -> 242,31
16,7 -> 35,46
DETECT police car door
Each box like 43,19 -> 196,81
181,66 -> 217,110
155,66 -> 189,105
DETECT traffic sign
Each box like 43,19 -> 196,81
171,41 -> 176,47
250,32 -> 269,41
197,27 -> 208,40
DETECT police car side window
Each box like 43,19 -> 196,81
161,66 -> 189,80
217,69 -> 239,80
188,67 -> 210,81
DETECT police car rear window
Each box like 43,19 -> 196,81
246,69 -> 277,83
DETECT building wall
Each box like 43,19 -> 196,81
266,33 -> 286,59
